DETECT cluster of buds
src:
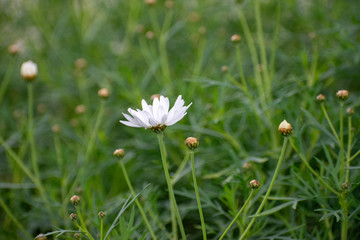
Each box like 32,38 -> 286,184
21,60 -> 38,82
185,137 -> 199,151
278,120 -> 293,136
113,148 -> 125,159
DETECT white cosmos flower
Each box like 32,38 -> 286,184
120,95 -> 192,132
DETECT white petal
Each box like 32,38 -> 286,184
120,120 -> 142,128
141,99 -> 152,115
167,112 -> 187,126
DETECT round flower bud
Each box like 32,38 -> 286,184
278,120 -> 292,136
145,0 -> 156,6
113,149 -> 125,159
185,137 -> 199,150
74,58 -> 87,70
145,31 -> 155,39
164,0 -> 174,8
21,60 -> 38,82
231,34 -> 241,44
8,43 -> 20,55
70,195 -> 80,206
36,234 -> 47,240
346,107 -> 354,115
51,124 -> 61,134
98,88 -> 110,99
69,213 -> 77,221
242,162 -> 251,170
316,94 -> 326,102
188,12 -> 200,22
98,211 -> 106,219
151,94 -> 161,101
221,65 -> 229,73
336,90 -> 349,101
249,180 -> 260,189
75,104 -> 86,114
74,233 -> 81,239
341,182 -> 350,190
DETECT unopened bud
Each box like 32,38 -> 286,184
70,195 -> 80,206
52,124 -> 61,133
98,211 -> 106,219
69,213 -> 77,221
336,90 -> 349,101
151,94 -> 161,101
75,104 -> 86,114
113,149 -> 125,159
188,12 -> 200,22
249,180 -> 260,189
231,34 -> 241,43
278,120 -> 292,136
185,137 -> 199,150
74,58 -> 87,70
98,88 -> 110,99
145,0 -> 156,6
145,31 -> 155,39
341,182 -> 350,190
164,0 -> 174,8
8,43 -> 20,55
316,94 -> 326,102
74,233 -> 81,239
221,65 -> 229,73
21,60 -> 38,82
242,162 -> 251,170
346,107 -> 354,115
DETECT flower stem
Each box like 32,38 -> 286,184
75,206 -> 95,240
119,159 -> 157,240
320,103 -> 340,144
27,83 -> 40,180
219,190 -> 254,240
190,151 -> 207,240
339,103 -> 345,181
340,194 -> 348,240
239,137 -> 288,240
290,138 -> 340,196
100,218 -> 104,240
346,116 -> 352,182
157,133 -> 187,240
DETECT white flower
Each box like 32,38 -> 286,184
20,60 -> 38,82
120,95 -> 192,132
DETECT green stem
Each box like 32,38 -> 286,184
235,45 -> 248,93
219,190 -> 254,240
0,196 -> 32,238
346,116 -> 352,182
157,133 -> 187,240
190,151 -> 207,240
290,138 -> 340,196
239,137 -> 288,240
119,160 -> 157,240
349,149 -> 360,163
75,206 -> 95,240
100,218 -> 104,240
0,58 -> 14,106
27,83 -> 40,180
339,104 -> 345,181
320,103 -> 340,144
340,195 -> 348,240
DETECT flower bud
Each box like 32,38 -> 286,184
74,233 -> 81,239
278,120 -> 292,136
69,213 -> 77,221
336,90 -> 349,101
341,182 -> 350,190
20,60 -> 38,82
70,195 -> 80,206
185,137 -> 199,150
36,234 -> 47,240
151,94 -> 161,101
51,124 -> 61,134
346,107 -> 354,115
249,180 -> 260,189
221,65 -> 229,73
8,43 -> 21,55
98,88 -> 110,99
231,34 -> 241,44
145,31 -> 155,39
74,58 -> 87,70
242,162 -> 251,170
145,0 -> 156,6
75,104 -> 86,114
316,94 -> 326,102
188,12 -> 200,22
113,149 -> 125,159
98,211 -> 106,219
164,0 -> 174,8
